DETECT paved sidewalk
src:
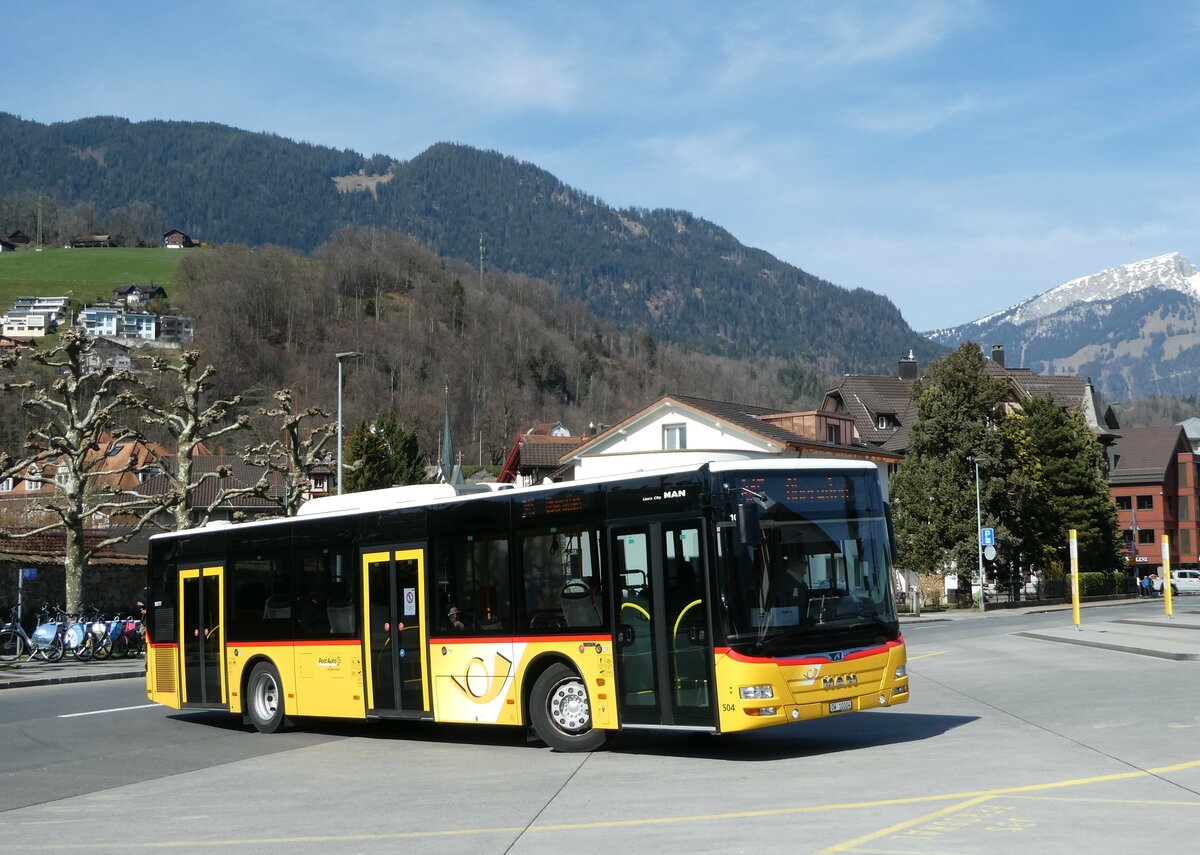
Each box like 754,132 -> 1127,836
904,596 -> 1200,660
0,654 -> 145,690
1016,610 -> 1200,660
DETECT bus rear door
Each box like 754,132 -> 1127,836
610,521 -> 715,730
179,565 -> 226,707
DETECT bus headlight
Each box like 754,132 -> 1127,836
895,665 -> 907,679
739,685 -> 774,700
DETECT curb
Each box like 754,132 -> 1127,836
0,667 -> 144,690
1014,630 -> 1200,661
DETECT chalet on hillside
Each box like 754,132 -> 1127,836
70,234 -> 114,248
163,229 -> 197,249
113,284 -> 168,306
83,338 -> 135,372
6,230 -> 30,245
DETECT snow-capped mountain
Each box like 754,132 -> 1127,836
925,253 -> 1200,402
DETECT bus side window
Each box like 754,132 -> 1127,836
435,534 -> 511,632
518,526 -> 604,630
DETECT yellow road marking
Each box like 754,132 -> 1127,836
907,650 -> 946,661
22,759 -> 1197,850
815,794 -> 995,854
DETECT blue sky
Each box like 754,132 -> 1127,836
6,1 -> 1198,330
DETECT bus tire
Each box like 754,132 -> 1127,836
247,662 -> 287,734
529,663 -> 609,752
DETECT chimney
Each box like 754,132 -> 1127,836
898,350 -> 918,381
991,344 -> 1005,368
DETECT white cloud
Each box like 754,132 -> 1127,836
844,93 -> 981,137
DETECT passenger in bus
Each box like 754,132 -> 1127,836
446,606 -> 465,630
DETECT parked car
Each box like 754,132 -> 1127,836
1154,569 -> 1200,595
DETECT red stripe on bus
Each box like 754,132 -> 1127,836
222,639 -> 363,648
428,633 -> 610,644
717,638 -> 902,665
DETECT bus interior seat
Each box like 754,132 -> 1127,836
262,595 -> 291,619
561,579 -> 601,626
327,600 -> 355,633
621,569 -> 647,599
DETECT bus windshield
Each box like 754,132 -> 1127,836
716,470 -> 899,657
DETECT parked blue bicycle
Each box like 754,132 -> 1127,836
0,605 -> 65,663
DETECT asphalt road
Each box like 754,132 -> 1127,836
1,601 -> 1197,854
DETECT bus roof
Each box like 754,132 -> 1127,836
148,456 -> 877,542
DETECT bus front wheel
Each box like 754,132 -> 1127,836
247,662 -> 287,734
530,663 -> 609,752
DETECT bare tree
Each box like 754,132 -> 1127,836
241,389 -> 335,516
139,351 -> 252,530
0,330 -> 163,611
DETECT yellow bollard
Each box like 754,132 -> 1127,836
1070,529 -> 1080,630
1162,534 -> 1173,620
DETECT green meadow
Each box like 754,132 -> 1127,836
0,247 -> 187,308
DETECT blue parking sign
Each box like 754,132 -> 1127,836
980,528 -> 994,546
21,567 -> 37,581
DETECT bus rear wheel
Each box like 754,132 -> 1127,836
530,663 -> 609,752
247,662 -> 287,733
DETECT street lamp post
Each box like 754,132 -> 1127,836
335,351 -> 363,495
970,455 -> 990,613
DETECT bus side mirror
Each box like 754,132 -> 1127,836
737,502 -> 763,547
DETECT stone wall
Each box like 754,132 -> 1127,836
0,561 -> 145,631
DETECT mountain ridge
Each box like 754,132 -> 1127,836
0,113 -> 943,381
927,252 -> 1200,402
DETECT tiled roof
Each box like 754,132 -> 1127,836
1109,426 -> 1188,484
823,376 -> 915,445
827,356 -> 1115,453
668,394 -> 802,446
0,527 -> 146,565
135,456 -> 286,508
520,435 -> 586,467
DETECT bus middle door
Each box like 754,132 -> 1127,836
362,548 -> 430,717
610,521 -> 714,729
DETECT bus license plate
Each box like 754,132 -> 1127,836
829,700 -> 853,713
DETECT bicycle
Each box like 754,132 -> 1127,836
0,605 -> 65,663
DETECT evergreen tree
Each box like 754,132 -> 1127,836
343,409 -> 424,493
1021,396 -> 1122,573
891,343 -> 1011,605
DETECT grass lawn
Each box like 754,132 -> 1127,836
0,247 -> 187,307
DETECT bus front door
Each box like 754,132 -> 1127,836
610,522 -> 715,729
179,566 -> 226,707
362,548 -> 430,717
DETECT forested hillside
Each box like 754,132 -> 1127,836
0,113 -> 942,377
161,228 -> 821,465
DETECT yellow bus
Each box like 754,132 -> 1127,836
145,459 -> 908,751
